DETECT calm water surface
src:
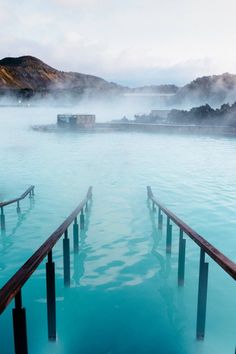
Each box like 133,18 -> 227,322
0,107 -> 235,354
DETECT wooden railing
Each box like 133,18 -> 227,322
147,186 -> 236,340
0,186 -> 35,231
0,186 -> 92,354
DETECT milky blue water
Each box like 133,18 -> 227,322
0,107 -> 235,354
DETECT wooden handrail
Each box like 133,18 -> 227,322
147,186 -> 236,280
0,186 -> 92,315
0,186 -> 35,208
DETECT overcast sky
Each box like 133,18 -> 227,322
0,0 -> 235,86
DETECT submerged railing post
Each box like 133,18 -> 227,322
196,249 -> 209,340
158,207 -> 163,230
16,201 -> 21,214
0,207 -> 5,231
12,290 -> 28,354
80,208 -> 85,230
166,216 -> 172,254
29,187 -> 34,199
46,250 -> 56,341
0,187 -> 92,354
73,217 -> 79,253
29,186 -> 34,200
152,201 -> 156,212
178,229 -> 186,286
63,229 -> 70,287
147,186 -> 236,342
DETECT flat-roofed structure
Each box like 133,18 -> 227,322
57,114 -> 96,128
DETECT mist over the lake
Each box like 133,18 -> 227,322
0,1 -> 236,354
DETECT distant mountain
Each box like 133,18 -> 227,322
174,73 -> 236,106
0,56 -> 124,97
1,56 -> 236,106
0,56 -> 179,102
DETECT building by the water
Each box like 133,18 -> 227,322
57,114 -> 96,128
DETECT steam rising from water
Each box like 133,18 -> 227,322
0,108 -> 235,354
0,94 -> 172,122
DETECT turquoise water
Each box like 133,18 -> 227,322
0,107 -> 235,354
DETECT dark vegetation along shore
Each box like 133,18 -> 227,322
168,103 -> 236,126
33,106 -> 236,137
134,103 -> 236,127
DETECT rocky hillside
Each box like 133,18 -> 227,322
0,56 -> 124,98
174,73 -> 236,106
0,56 -> 180,102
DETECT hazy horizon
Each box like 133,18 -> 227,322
1,0 -> 236,86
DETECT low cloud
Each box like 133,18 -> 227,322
1,0 -> 236,86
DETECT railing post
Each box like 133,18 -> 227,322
46,250 -> 56,340
1,207 -> 5,231
152,201 -> 156,212
80,208 -> 85,230
166,216 -> 172,254
178,229 -> 186,286
73,217 -> 79,253
196,249 -> 209,340
63,229 -> 70,287
158,207 -> 163,230
16,201 -> 21,214
12,290 -> 28,354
